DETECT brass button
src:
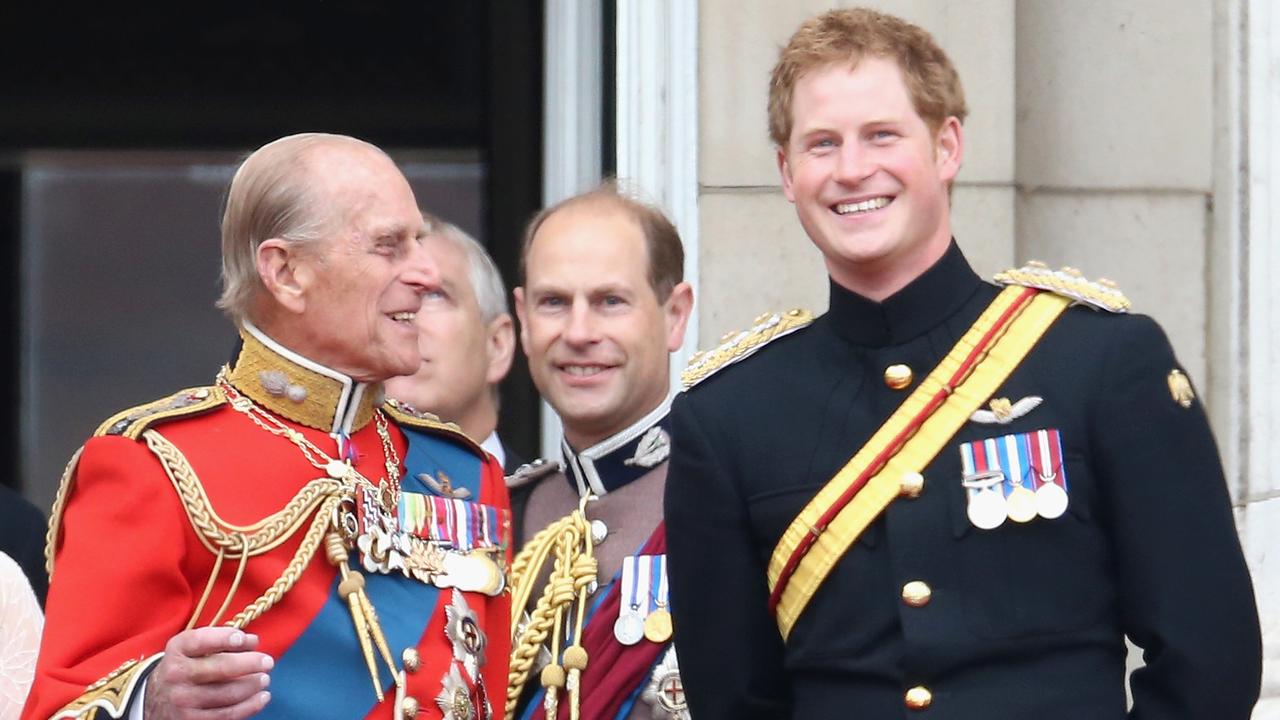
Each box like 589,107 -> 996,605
401,647 -> 420,673
901,580 -> 932,607
900,472 -> 924,498
905,685 -> 933,710
884,364 -> 913,390
401,695 -> 420,719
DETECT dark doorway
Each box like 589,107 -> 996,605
0,3 -> 544,508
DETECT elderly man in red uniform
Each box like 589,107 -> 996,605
24,133 -> 511,720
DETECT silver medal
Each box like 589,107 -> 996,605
614,610 -> 645,645
967,488 -> 1007,530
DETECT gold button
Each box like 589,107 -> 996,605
905,685 -> 933,710
401,695 -> 420,719
884,364 -> 913,390
401,647 -> 420,673
900,472 -> 924,498
901,580 -> 932,607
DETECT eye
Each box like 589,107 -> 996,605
870,129 -> 899,142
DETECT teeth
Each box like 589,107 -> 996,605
835,197 -> 890,215
564,366 -> 604,377
390,312 -> 415,322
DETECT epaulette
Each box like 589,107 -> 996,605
382,398 -> 485,458
505,458 -> 561,490
994,261 -> 1131,313
682,308 -> 814,390
94,386 -> 226,440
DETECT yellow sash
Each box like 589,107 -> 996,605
767,286 -> 1070,639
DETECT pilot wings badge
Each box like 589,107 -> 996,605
970,396 -> 1042,425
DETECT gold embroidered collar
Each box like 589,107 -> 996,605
226,321 -> 381,434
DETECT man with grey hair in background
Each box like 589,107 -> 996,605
385,214 -> 520,472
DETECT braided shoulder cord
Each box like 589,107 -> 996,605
142,429 -> 342,557
228,495 -> 340,628
506,517 -> 585,719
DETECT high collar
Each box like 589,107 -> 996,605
826,241 -> 983,347
226,321 -> 381,435
560,396 -> 673,498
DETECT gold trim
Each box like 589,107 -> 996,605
227,329 -> 377,432
51,654 -> 163,720
1168,368 -> 1195,408
46,446 -> 84,579
682,309 -> 814,389
505,505 -> 598,720
94,386 -> 225,440
142,430 -> 341,559
994,261 -> 1131,313
140,429 -> 345,628
383,399 -> 485,458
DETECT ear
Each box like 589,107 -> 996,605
255,238 -> 310,315
484,313 -> 517,385
662,281 -> 695,352
777,148 -> 797,203
512,287 -> 531,355
934,116 -> 964,184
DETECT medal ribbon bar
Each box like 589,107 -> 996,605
399,491 -> 507,551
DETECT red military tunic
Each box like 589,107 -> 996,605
24,326 -> 511,720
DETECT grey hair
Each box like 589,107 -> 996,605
422,213 -> 509,323
216,133 -> 384,322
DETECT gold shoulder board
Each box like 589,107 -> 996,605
993,261 -> 1131,313
682,308 -> 814,390
94,386 -> 226,440
383,399 -> 485,458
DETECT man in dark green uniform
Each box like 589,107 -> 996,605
664,7 -> 1261,719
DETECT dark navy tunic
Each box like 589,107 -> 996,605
665,243 -> 1261,719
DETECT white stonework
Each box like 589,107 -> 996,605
1243,498 -> 1280,717
1015,190 -> 1209,386
1015,1 -> 1213,190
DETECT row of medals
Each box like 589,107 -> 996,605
612,553 -> 673,646
965,470 -> 1069,530
615,603 -> 673,646
330,459 -> 495,592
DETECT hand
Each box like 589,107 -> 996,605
143,627 -> 273,719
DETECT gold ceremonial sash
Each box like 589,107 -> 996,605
767,286 -> 1071,639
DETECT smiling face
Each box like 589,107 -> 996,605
383,234 -> 512,436
515,201 -> 691,449
779,56 -> 962,299
283,145 -> 436,382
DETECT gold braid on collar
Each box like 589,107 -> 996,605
227,328 -> 379,433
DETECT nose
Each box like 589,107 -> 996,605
562,300 -> 600,347
401,239 -> 440,295
833,142 -> 874,185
